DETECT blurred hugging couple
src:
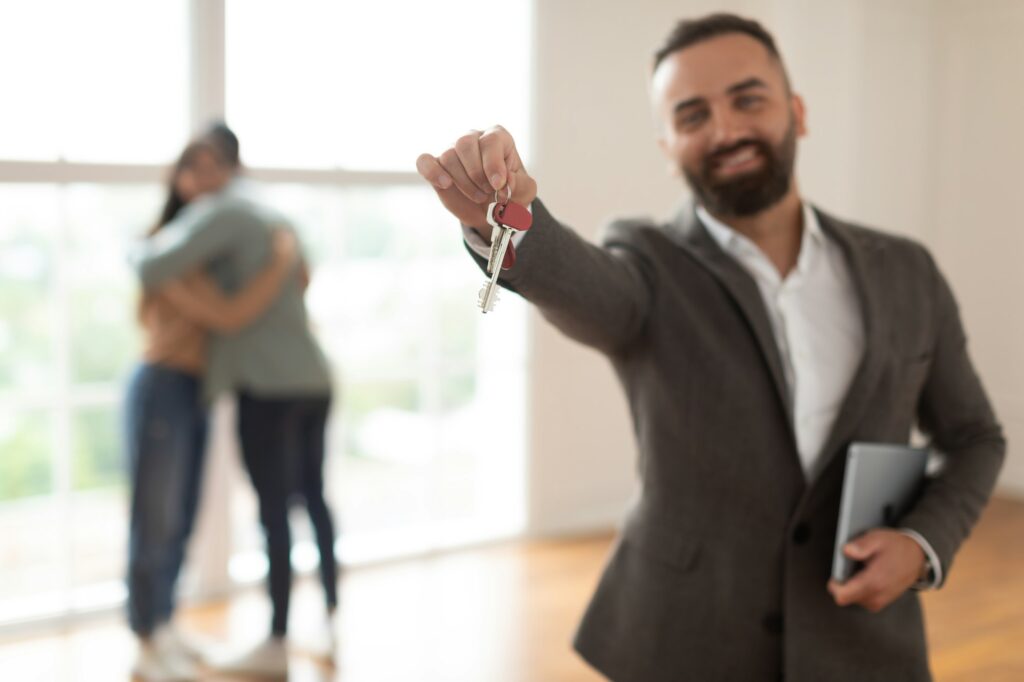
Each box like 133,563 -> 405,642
124,123 -> 338,680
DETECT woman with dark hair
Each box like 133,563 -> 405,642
125,140 -> 299,682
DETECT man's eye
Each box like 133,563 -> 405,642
678,110 -> 707,128
736,94 -> 763,109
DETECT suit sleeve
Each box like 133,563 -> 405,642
898,255 -> 1006,587
467,198 -> 656,354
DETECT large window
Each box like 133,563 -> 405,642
225,0 -> 532,171
0,0 -> 531,628
0,2 -> 190,164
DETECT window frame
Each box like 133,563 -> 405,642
0,0 -> 529,633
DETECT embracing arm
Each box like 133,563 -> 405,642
130,200 -> 258,288
157,229 -> 298,333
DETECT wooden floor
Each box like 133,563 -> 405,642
1,496 -> 1021,681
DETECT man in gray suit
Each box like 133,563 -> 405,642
416,13 -> 1004,682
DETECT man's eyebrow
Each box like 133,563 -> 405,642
727,77 -> 768,94
672,77 -> 769,114
673,96 -> 705,114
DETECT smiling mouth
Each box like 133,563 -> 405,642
711,145 -> 764,176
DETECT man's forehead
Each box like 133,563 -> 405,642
652,33 -> 782,105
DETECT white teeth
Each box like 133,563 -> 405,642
720,147 -> 757,167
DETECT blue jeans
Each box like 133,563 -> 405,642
124,363 -> 208,636
237,392 -> 337,636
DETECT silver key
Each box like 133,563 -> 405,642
478,186 -> 526,314
484,201 -> 505,274
478,219 -> 514,313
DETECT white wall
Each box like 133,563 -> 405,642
929,0 -> 1024,496
525,0 -> 747,534
524,0 -> 1024,536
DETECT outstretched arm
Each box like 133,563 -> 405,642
418,126 -> 655,353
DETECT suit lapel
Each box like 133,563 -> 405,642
665,205 -> 889,484
808,208 -> 888,481
665,206 -> 796,439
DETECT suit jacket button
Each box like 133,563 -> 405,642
792,523 -> 811,545
762,612 -> 784,634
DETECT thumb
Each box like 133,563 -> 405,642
509,166 -> 537,206
844,531 -> 884,560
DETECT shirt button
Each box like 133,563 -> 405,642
762,612 -> 784,634
792,523 -> 811,545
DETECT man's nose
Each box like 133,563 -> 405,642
708,106 -> 748,151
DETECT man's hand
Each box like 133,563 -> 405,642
416,126 -> 537,241
827,529 -> 927,613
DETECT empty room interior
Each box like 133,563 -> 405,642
0,1 -> 1022,681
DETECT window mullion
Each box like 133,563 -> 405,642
189,0 -> 226,132
52,185 -> 75,616
184,0 -> 233,600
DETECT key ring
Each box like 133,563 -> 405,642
494,184 -> 512,207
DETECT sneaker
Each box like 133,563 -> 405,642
157,624 -> 210,664
210,636 -> 288,678
132,638 -> 198,681
290,613 -> 337,662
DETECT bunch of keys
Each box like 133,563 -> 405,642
478,186 -> 533,313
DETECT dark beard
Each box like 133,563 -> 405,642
682,119 -> 797,218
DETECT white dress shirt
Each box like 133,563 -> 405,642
696,204 -> 863,478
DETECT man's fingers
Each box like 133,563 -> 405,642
479,125 -> 515,191
829,563 -> 894,612
487,127 -> 537,204
509,166 -> 537,205
830,531 -> 923,614
844,530 -> 884,561
453,131 -> 493,197
415,153 -> 452,190
828,570 -> 876,607
438,148 -> 489,203
417,125 -> 537,228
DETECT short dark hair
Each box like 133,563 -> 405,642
653,13 -> 786,78
201,120 -> 241,168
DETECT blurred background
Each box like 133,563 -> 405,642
0,0 -> 1021,680
0,0 -> 532,629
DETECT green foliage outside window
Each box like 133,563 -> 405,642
0,412 -> 52,501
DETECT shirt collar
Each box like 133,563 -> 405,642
695,202 -> 824,275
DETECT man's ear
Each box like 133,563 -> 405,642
657,136 -> 681,177
792,93 -> 808,137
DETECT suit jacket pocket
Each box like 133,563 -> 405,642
621,512 -> 701,574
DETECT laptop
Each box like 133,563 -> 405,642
831,442 -> 929,583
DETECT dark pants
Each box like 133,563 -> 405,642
237,392 -> 338,636
124,363 -> 208,636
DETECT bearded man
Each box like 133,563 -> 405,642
416,13 -> 1005,682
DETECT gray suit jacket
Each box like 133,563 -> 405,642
474,199 -> 1005,681
131,183 -> 332,401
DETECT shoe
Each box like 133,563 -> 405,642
132,637 -> 198,681
157,624 -> 210,664
290,612 -> 337,662
210,636 -> 288,678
